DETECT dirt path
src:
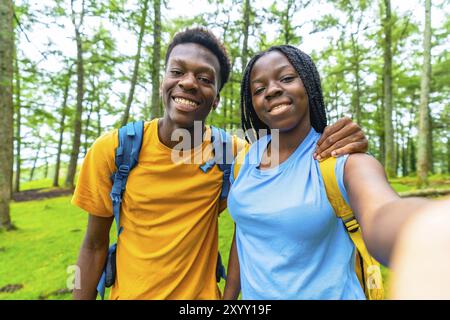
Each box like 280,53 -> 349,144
12,188 -> 74,202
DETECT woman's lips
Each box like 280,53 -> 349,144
268,103 -> 292,115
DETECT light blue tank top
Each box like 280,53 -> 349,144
228,128 -> 365,300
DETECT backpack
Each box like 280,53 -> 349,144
96,121 -> 232,299
232,147 -> 385,300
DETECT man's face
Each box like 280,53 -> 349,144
161,43 -> 221,129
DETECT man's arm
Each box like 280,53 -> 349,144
223,227 -> 241,300
73,214 -> 113,300
314,117 -> 368,160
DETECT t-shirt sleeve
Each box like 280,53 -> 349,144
335,154 -> 351,207
71,129 -> 118,217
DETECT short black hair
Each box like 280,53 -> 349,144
165,27 -> 231,92
240,45 -> 327,142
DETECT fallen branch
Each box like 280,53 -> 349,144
399,188 -> 450,198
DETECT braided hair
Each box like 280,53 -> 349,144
240,45 -> 327,142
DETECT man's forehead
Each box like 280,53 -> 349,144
167,43 -> 220,72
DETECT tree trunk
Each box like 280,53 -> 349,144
83,100 -> 94,157
14,45 -> 21,192
54,67 -> 72,187
43,148 -> 49,179
241,0 -> 251,73
0,0 -> 14,230
417,0 -> 432,188
150,0 -> 161,119
29,140 -> 42,182
65,1 -> 85,189
122,0 -> 149,125
447,135 -> 450,174
383,0 -> 395,178
427,108 -> 434,174
283,0 -> 293,44
350,34 -> 362,125
96,81 -> 101,137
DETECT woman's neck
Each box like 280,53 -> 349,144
261,121 -> 312,169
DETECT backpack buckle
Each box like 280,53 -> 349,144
118,164 -> 130,175
343,216 -> 359,233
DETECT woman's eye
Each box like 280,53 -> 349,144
253,87 -> 265,95
281,76 -> 295,82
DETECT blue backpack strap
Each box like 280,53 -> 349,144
97,120 -> 144,299
199,126 -> 232,283
205,126 -> 233,199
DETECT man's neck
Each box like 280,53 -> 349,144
158,117 -> 206,150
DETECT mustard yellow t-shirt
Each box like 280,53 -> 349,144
72,119 -> 246,299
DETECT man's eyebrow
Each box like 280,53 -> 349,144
168,58 -> 216,75
251,64 -> 293,83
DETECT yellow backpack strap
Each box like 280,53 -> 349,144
318,157 -> 384,300
233,143 -> 250,181
318,157 -> 357,231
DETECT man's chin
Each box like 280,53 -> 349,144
166,111 -> 198,129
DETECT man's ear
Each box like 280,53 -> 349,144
213,94 -> 220,110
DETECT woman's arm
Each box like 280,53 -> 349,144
223,226 -> 241,300
389,197 -> 450,299
343,153 -> 431,266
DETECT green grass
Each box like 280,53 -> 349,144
2,174 -> 449,300
0,195 -> 234,300
0,196 -> 85,300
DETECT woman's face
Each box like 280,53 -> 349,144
250,50 -> 310,132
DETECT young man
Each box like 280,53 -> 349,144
72,28 -> 368,300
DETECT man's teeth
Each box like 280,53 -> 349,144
271,104 -> 290,111
174,97 -> 197,107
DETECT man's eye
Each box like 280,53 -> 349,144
199,77 -> 213,84
170,70 -> 183,76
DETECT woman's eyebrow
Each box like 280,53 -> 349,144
251,64 -> 293,84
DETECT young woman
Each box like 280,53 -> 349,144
223,45 -> 435,300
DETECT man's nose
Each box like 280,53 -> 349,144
178,73 -> 198,91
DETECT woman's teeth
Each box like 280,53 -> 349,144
270,104 -> 290,113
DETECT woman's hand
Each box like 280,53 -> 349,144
314,117 -> 368,160
389,196 -> 450,299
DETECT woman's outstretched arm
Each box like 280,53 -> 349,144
344,153 -> 431,266
389,196 -> 450,299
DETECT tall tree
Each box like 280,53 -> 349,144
13,45 -> 21,192
0,0 -> 14,230
54,66 -> 72,187
122,0 -> 149,125
241,0 -> 251,73
417,0 -> 432,188
150,0 -> 162,119
383,0 -> 395,178
65,0 -> 85,189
